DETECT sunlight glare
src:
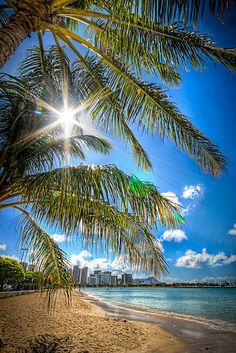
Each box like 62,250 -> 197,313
59,108 -> 75,137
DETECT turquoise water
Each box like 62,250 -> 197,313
83,287 -> 236,323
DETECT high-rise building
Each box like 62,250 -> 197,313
79,267 -> 88,285
121,273 -> 133,285
88,274 -> 98,286
111,275 -> 118,286
72,265 -> 80,282
94,270 -> 101,275
100,271 -> 111,285
93,270 -> 101,285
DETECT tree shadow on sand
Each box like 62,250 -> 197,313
19,334 -> 74,353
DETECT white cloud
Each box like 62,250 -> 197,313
161,229 -> 187,243
182,184 -> 203,200
228,224 -> 236,236
176,248 -> 236,268
0,255 -> 19,261
0,244 -> 7,251
51,234 -> 67,243
181,184 -> 204,216
161,192 -> 180,206
111,255 -> 130,272
70,251 -> 138,274
70,250 -> 113,271
70,250 -> 92,266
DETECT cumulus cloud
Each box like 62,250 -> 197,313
176,248 -> 236,268
182,184 -> 203,200
0,244 -> 7,251
51,234 -> 67,243
0,255 -> 19,261
70,250 -> 92,266
161,229 -> 187,243
70,250 -> 113,271
228,224 -> 236,236
161,192 -> 180,206
70,251 -> 136,273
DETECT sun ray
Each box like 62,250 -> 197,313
3,120 -> 61,152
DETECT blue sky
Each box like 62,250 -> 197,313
0,8 -> 236,283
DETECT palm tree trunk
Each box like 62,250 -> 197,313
0,2 -> 49,68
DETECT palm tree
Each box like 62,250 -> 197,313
0,1 -> 235,68
0,46 -> 181,306
1,1 -> 233,176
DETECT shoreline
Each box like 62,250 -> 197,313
81,290 -> 236,332
81,290 -> 236,353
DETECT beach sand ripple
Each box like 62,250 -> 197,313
0,291 -> 188,353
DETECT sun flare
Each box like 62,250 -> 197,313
60,108 -> 74,124
59,108 -> 75,137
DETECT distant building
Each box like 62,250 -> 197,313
72,265 -> 80,282
88,274 -> 98,286
94,270 -> 101,275
92,270 -> 101,285
99,271 -> 111,285
79,267 -> 88,285
111,275 -> 117,286
121,273 -> 133,285
20,262 -> 28,271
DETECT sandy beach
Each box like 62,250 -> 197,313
0,291 -> 188,353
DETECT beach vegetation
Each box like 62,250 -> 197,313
0,257 -> 24,290
22,271 -> 45,289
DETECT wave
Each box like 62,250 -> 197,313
81,290 -> 236,334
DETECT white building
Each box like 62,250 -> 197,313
88,274 -> 98,286
100,271 -> 111,285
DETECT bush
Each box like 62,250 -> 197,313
23,271 -> 44,289
0,258 -> 24,290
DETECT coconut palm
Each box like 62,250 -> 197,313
0,46 -> 182,306
0,1 -> 234,176
0,0 -> 234,68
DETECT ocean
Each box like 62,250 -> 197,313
83,287 -> 236,324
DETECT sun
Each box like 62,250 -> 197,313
59,108 -> 75,137
60,108 -> 74,124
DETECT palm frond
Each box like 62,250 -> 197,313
17,164 -> 180,232
70,53 -> 153,170
69,50 -> 227,176
0,75 -> 111,176
81,15 -> 236,72
91,0 -> 232,26
15,207 -> 73,310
